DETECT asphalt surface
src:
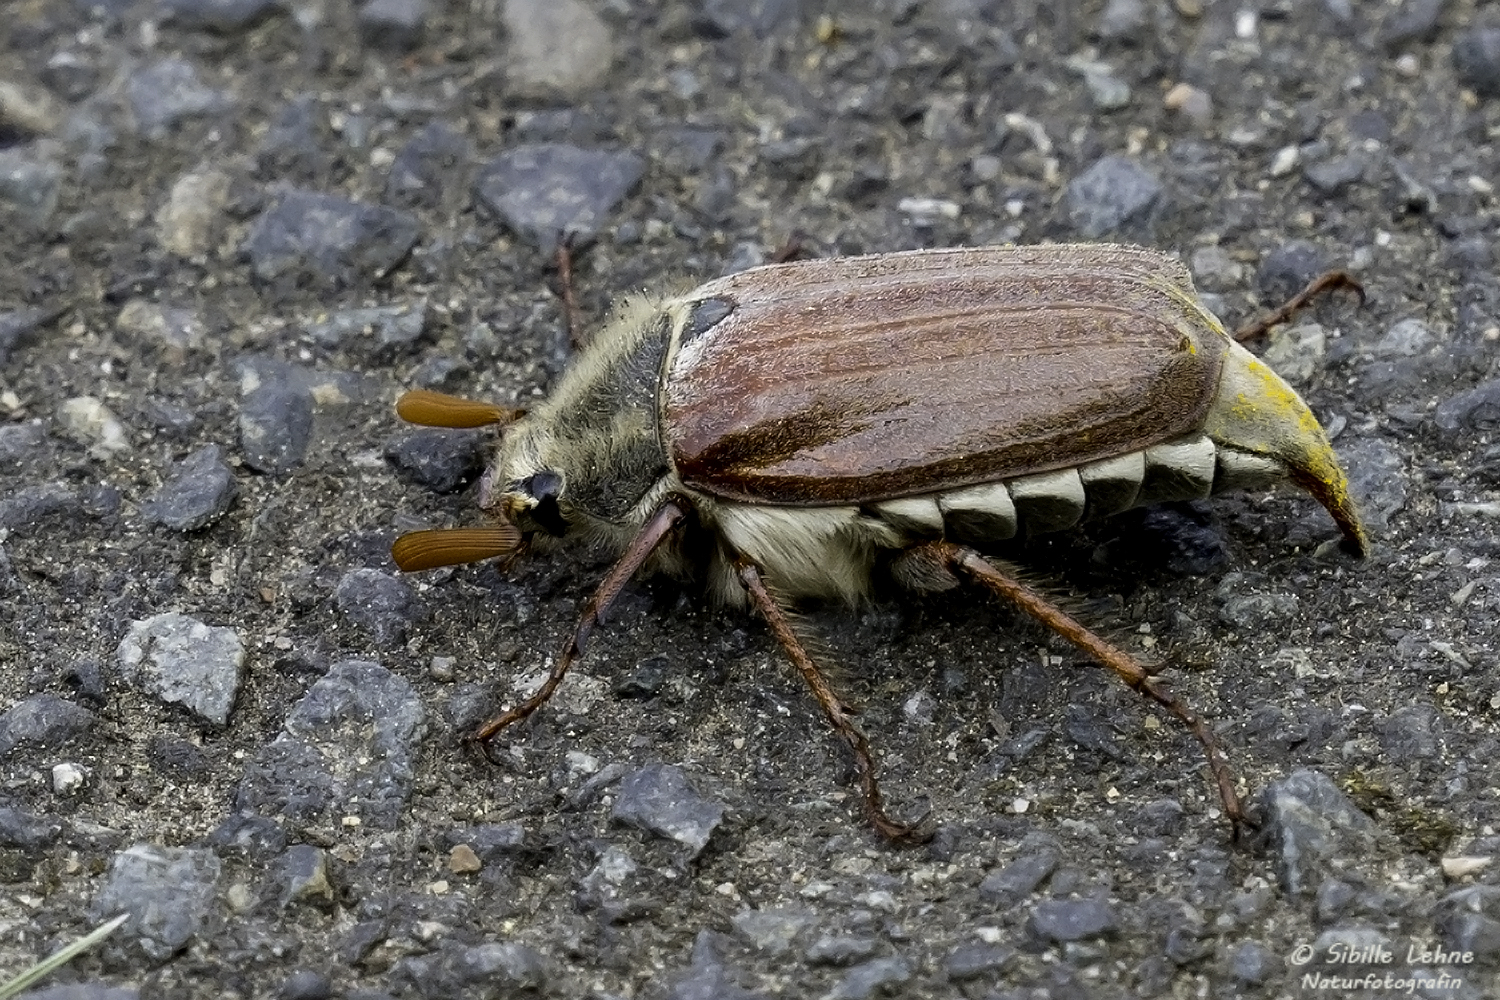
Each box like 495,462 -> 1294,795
1,0 -> 1498,998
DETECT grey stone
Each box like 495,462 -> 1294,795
611,764 -> 726,857
826,956 -> 914,1000
126,58 -> 234,137
116,301 -> 206,351
307,301 -> 428,349
1378,0 -> 1447,49
12,985 -> 139,1000
1262,323 -> 1326,385
698,0 -> 805,38
89,843 -> 222,961
501,0 -> 615,97
1027,898 -> 1119,943
1065,155 -> 1161,239
614,654 -> 670,699
444,823 -> 529,863
1372,318 -> 1438,357
0,694 -> 96,759
1228,941 -> 1274,983
278,969 -> 334,1000
1218,592 -> 1299,628
1304,154 -> 1367,194
57,396 -> 130,458
1453,27 -> 1500,98
1259,769 -> 1386,896
943,941 -> 1016,980
0,150 -> 63,222
0,418 -> 44,463
979,845 -> 1058,907
474,144 -> 644,251
277,844 -> 333,906
665,931 -> 770,1000
1097,0 -> 1147,40
236,660 -> 426,829
239,375 -> 313,474
1255,242 -> 1331,304
730,906 -> 815,956
243,189 -> 420,289
334,568 -> 423,646
1377,703 -> 1445,762
1435,379 -> 1500,433
1339,437 -> 1405,535
141,445 -> 237,530
1433,885 -> 1500,963
208,811 -> 288,858
255,96 -> 333,183
805,934 -> 881,966
117,613 -> 245,725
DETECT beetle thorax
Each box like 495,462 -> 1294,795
482,297 -> 678,542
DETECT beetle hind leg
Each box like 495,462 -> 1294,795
904,541 -> 1250,832
737,559 -> 933,846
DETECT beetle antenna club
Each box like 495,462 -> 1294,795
392,243 -> 1368,842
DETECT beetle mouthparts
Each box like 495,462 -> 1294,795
391,525 -> 523,571
395,389 -> 525,429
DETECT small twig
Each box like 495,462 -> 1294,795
1234,270 -> 1365,343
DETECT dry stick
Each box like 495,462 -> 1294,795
473,500 -> 686,747
553,233 -> 586,351
925,542 -> 1250,831
738,560 -> 933,846
1233,270 -> 1365,343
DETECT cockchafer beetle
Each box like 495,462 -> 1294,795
391,243 -> 1367,843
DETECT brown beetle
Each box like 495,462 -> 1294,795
392,244 -> 1366,842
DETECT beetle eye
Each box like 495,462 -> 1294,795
519,471 -> 568,537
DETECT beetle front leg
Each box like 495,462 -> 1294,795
472,499 -> 688,748
736,560 -> 933,846
899,541 -> 1249,833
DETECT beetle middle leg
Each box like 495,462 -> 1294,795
737,560 -> 933,846
898,541 -> 1249,831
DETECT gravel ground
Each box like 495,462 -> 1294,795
2,0 -> 1499,998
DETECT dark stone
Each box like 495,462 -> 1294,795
278,969 -> 334,1000
239,377 -> 314,474
0,694 -> 96,760
334,569 -> 424,647
242,189 -> 420,290
161,0 -> 281,31
0,803 -> 63,849
386,123 -> 473,210
1065,155 -> 1162,239
1453,27 -> 1500,98
141,445 -> 237,530
1027,898 -> 1119,943
359,0 -> 428,53
384,428 -> 486,493
474,144 -> 644,251
1434,379 -> 1500,433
